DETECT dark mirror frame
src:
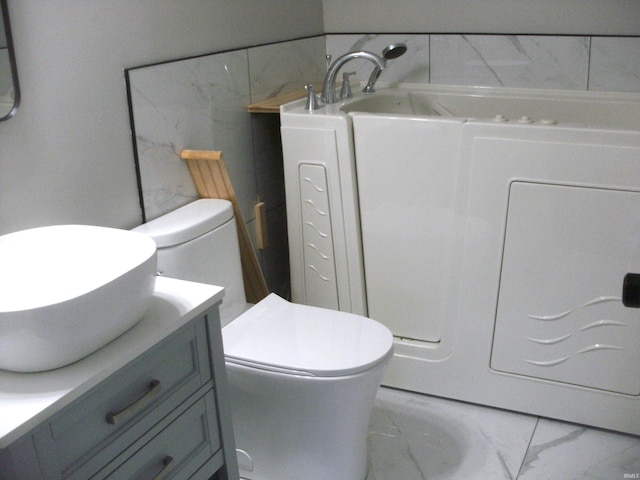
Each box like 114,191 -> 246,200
1,0 -> 19,121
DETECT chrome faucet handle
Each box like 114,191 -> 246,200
340,72 -> 356,99
305,84 -> 320,111
325,54 -> 333,71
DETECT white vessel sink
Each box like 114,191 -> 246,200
0,225 -> 157,372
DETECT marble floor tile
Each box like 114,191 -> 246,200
368,388 -> 640,480
366,388 -> 538,480
518,418 -> 640,480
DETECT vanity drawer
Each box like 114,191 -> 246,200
35,317 -> 212,480
101,390 -> 221,480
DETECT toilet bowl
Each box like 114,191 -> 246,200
134,199 -> 393,480
226,293 -> 392,479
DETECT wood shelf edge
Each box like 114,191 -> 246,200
246,89 -> 308,113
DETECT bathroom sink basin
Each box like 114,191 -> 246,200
0,225 -> 157,372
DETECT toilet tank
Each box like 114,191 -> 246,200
133,199 -> 248,325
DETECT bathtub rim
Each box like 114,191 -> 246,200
282,82 -> 640,132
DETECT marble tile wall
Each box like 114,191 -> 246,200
430,35 -> 590,89
128,36 -> 326,296
589,37 -> 640,92
128,33 -> 638,295
326,34 -> 640,92
128,50 -> 253,222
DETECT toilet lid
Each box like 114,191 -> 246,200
222,294 -> 394,377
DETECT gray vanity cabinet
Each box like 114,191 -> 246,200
0,304 -> 238,480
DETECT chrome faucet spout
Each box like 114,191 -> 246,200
321,51 -> 386,104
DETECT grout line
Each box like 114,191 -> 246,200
515,416 -> 541,479
586,36 -> 593,91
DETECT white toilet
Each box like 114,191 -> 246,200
134,199 -> 393,480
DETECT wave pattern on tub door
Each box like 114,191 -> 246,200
523,302 -> 628,367
299,164 -> 339,310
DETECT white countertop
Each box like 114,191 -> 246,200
0,277 -> 224,449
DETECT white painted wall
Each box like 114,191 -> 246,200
323,0 -> 640,35
0,0 -> 323,235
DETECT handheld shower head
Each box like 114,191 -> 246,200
382,43 -> 408,60
363,43 -> 409,94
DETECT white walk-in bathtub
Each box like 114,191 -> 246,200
280,83 -> 640,435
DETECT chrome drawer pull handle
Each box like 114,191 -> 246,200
150,456 -> 174,480
105,379 -> 162,425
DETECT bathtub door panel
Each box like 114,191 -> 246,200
281,126 -> 347,312
491,182 -> 640,395
298,163 -> 339,310
352,115 -> 463,342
